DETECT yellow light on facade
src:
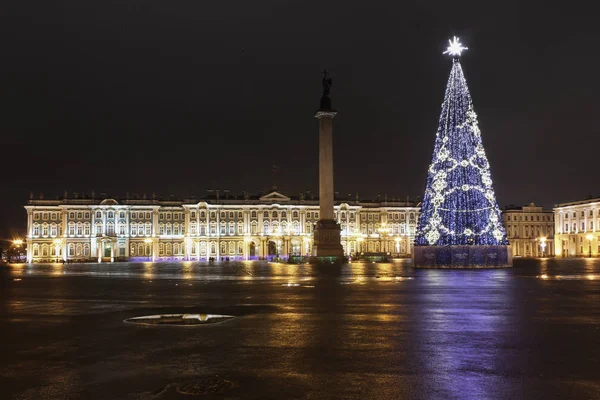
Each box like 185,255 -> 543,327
13,239 -> 23,246
586,234 -> 594,241
144,238 -> 153,244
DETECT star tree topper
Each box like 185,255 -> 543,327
443,36 -> 468,56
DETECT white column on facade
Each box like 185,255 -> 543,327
110,241 -> 114,262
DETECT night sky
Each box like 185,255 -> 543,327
1,1 -> 598,239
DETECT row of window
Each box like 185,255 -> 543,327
563,220 -> 599,233
506,225 -> 554,238
505,214 -> 553,222
563,210 -> 600,219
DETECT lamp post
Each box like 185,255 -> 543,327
144,238 -> 153,261
377,223 -> 391,253
244,236 -> 251,260
53,239 -> 63,263
12,239 -> 23,263
539,237 -> 546,258
586,234 -> 594,258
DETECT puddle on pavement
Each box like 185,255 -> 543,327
124,313 -> 235,326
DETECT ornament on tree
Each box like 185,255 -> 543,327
415,37 -> 508,247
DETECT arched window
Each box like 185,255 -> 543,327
166,243 -> 172,255
173,223 -> 179,235
84,244 -> 90,256
33,223 -> 40,236
229,221 -> 235,235
159,223 -> 164,235
119,211 -> 125,219
190,222 -> 197,235
251,221 -> 258,234
272,211 -> 278,218
131,224 -> 138,236
237,241 -> 243,254
251,211 -> 257,218
221,242 -> 227,253
68,243 -> 75,256
229,241 -> 235,254
51,223 -> 57,237
272,221 -> 279,234
42,223 -> 49,236
33,244 -> 39,256
159,243 -> 164,256
76,243 -> 83,256
237,222 -> 243,234
281,221 -> 287,233
166,223 -> 172,235
106,222 -> 115,236
107,211 -> 114,219
145,222 -> 151,236
96,211 -> 101,219
77,222 -> 83,236
263,211 -> 269,218
210,242 -> 216,254
51,246 -> 56,256
293,221 -> 299,234
305,222 -> 312,233
220,222 -> 226,235
292,211 -> 298,218
84,223 -> 90,236
41,245 -> 48,256
69,222 -> 75,236
210,222 -> 216,235
200,242 -> 207,255
263,221 -> 270,235
95,222 -> 102,236
200,211 -> 206,219
173,243 -> 179,255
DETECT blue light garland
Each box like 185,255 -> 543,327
415,58 -> 508,247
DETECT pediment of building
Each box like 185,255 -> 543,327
259,191 -> 290,202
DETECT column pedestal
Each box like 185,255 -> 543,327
311,219 -> 345,263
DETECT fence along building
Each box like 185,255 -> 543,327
554,197 -> 600,257
24,191 -> 419,263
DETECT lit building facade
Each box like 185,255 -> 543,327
554,198 -> 600,257
24,191 -> 419,263
501,203 -> 555,257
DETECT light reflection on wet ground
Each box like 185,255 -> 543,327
1,258 -> 599,399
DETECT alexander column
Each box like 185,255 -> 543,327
312,70 -> 345,262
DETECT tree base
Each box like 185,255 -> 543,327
413,245 -> 513,268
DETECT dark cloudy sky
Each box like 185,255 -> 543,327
1,1 -> 598,238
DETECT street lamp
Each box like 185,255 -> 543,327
53,238 -> 63,263
11,239 -> 23,263
586,234 -> 594,258
244,236 -> 252,260
539,237 -> 546,258
144,238 -> 153,261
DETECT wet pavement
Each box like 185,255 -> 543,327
1,258 -> 599,399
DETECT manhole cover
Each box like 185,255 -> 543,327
124,313 -> 235,326
176,377 -> 237,395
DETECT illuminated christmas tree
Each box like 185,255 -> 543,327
413,38 -> 511,267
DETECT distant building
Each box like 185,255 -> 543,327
24,191 -> 419,263
502,203 -> 555,257
554,197 -> 600,257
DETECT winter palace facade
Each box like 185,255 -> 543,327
24,191 -> 420,263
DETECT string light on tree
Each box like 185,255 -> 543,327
415,37 -> 508,248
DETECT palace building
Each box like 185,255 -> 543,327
554,197 -> 600,257
24,191 -> 420,263
501,203 -> 555,257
